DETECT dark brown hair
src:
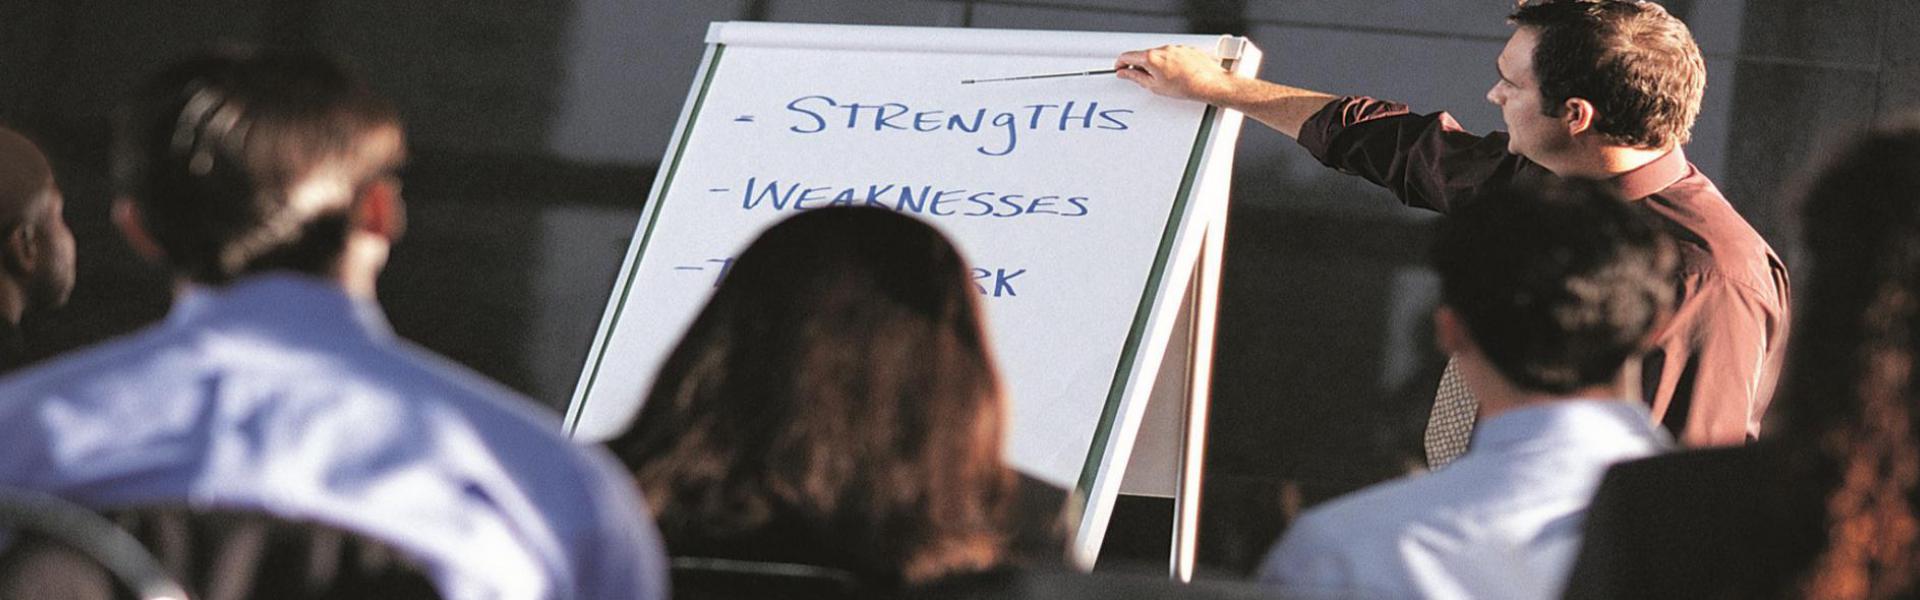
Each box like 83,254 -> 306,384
607,207 -> 1014,586
1781,119 -> 1920,599
111,48 -> 401,284
1433,177 -> 1676,394
1510,0 -> 1706,149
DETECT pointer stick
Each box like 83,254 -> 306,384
960,67 -> 1137,85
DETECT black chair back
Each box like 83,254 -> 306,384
670,556 -> 866,600
908,568 -> 1285,600
0,490 -> 187,600
0,504 -> 440,600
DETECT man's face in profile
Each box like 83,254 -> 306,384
1487,27 -> 1574,163
31,183 -> 77,311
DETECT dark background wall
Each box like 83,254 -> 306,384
5,0 -> 1917,579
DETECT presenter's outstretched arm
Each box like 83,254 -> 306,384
1115,45 -> 1337,141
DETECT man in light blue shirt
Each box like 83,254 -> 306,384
1258,178 -> 1679,600
0,50 -> 666,599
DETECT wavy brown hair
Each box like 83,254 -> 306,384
606,207 -> 1014,586
1782,119 -> 1920,599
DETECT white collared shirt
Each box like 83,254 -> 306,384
0,274 -> 667,600
1258,399 -> 1671,600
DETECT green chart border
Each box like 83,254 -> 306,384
1073,105 -> 1219,499
564,44 -> 729,435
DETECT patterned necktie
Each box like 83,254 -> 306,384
1424,356 -> 1478,468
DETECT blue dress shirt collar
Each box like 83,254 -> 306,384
168,273 -> 395,344
1471,398 -> 1672,456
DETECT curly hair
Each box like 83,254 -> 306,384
1785,119 -> 1920,599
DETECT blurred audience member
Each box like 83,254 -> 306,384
0,126 -> 76,373
0,49 -> 665,599
608,207 -> 1067,594
1260,178 -> 1677,599
1564,118 -> 1920,600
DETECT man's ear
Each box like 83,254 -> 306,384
351,178 -> 406,242
1561,97 -> 1596,137
1434,305 -> 1476,356
3,223 -> 35,277
112,198 -> 165,263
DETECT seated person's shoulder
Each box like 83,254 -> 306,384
1261,473 -> 1449,574
0,325 -> 184,397
0,326 -> 619,512
1286,470 -> 1466,542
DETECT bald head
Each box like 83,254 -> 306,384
0,126 -> 75,324
0,127 -> 54,228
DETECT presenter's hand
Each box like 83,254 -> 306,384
1115,45 -> 1239,105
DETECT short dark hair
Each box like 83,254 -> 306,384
1434,178 -> 1676,394
111,49 -> 401,284
1510,0 -> 1706,149
608,207 -> 1014,586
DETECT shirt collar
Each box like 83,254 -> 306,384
1609,147 -> 1692,201
1470,399 -> 1670,454
167,272 -> 394,343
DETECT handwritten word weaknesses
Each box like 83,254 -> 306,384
785,95 -> 1133,156
737,177 -> 1089,219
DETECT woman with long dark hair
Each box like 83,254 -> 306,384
1563,119 -> 1920,598
607,207 -> 1059,590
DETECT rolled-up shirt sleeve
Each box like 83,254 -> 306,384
1297,96 -> 1545,215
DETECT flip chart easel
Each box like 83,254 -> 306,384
1119,195 -> 1227,581
561,22 -> 1259,577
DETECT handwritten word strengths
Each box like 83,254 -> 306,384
784,95 -> 1134,156
737,177 -> 1090,219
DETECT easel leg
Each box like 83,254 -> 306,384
1171,220 -> 1223,582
